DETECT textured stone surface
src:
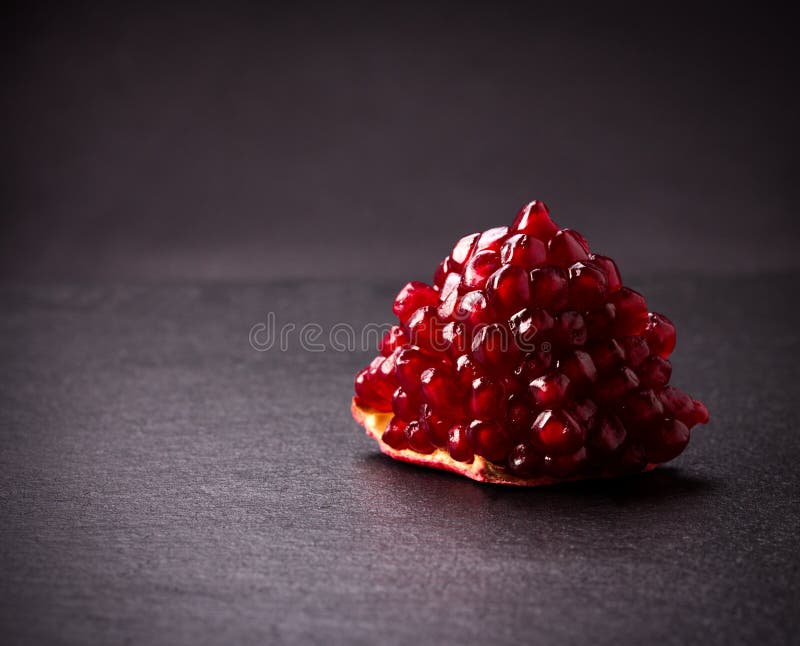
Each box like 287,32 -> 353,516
1,275 -> 798,645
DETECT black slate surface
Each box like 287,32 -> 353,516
1,275 -> 798,645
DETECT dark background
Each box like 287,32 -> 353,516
2,1 -> 797,281
1,3 -> 799,645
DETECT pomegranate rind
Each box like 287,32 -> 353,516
352,398 -> 657,486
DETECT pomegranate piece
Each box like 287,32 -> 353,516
352,198 -> 709,485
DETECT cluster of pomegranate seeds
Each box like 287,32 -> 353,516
353,200 -> 709,485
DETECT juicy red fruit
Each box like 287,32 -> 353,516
353,198 -> 709,485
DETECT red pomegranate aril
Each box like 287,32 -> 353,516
438,272 -> 462,316
529,266 -> 569,311
554,311 -> 587,348
693,400 -> 710,425
507,394 -> 532,438
571,398 -> 599,431
369,354 -> 399,400
644,313 -> 677,358
354,367 -> 391,411
433,259 -> 447,288
588,254 -> 622,293
607,288 -> 648,336
455,354 -> 482,390
619,388 -> 664,430
611,440 -> 647,474
420,404 -> 450,446
512,200 -> 559,240
557,350 -> 598,387
515,347 -> 554,381
588,339 -> 626,373
587,415 -> 627,455
486,265 -> 531,317
643,418 -> 690,463
475,226 -> 510,252
585,303 -> 617,341
471,323 -> 520,371
619,336 -> 650,369
638,355 -> 672,388
382,417 -> 409,450
500,233 -> 548,269
420,367 -> 464,420
507,443 -> 543,477
543,447 -> 588,478
447,424 -> 474,462
509,307 -> 554,351
451,232 -> 480,267
531,409 -> 585,456
392,387 -> 421,421
548,229 -> 590,267
379,325 -> 407,357
467,420 -> 512,464
406,306 -> 446,352
529,372 -> 571,408
393,281 -> 439,323
568,262 -> 608,311
658,385 -> 696,427
461,250 -> 501,292
470,376 -> 505,420
455,290 -> 496,331
593,366 -> 640,404
442,321 -> 469,358
395,347 -> 441,396
404,420 -> 436,454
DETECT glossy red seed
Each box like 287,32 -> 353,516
618,336 -> 650,369
392,387 -> 421,421
455,290 -> 496,331
658,386 -> 696,427
379,325 -> 407,357
529,266 -> 569,311
470,376 -> 505,420
644,313 -> 677,358
571,399 -> 599,431
475,226 -> 510,252
588,339 -> 626,373
557,350 -> 598,387
507,394 -> 532,439
433,259 -> 448,288
395,347 -> 442,396
406,306 -> 446,352
486,265 -> 532,317
467,420 -> 512,464
369,353 -> 399,400
393,281 -> 439,323
611,440 -> 647,474
461,250 -> 501,291
643,418 -> 690,463
512,200 -> 559,240
638,355 -> 672,388
531,409 -> 585,456
437,272 -> 462,318
404,420 -> 436,454
554,311 -> 587,348
607,288 -> 648,336
500,233 -> 548,270
420,367 -> 464,420
587,416 -> 627,455
509,308 -> 554,351
619,388 -> 664,429
451,232 -> 480,267
471,323 -> 520,371
547,229 -> 590,267
529,372 -> 571,408
543,447 -> 588,478
514,347 -> 554,382
442,321 -> 469,358
447,424 -> 474,462
507,443 -> 543,477
693,400 -> 709,424
382,417 -> 409,450
568,262 -> 608,310
588,254 -> 622,293
455,354 -> 482,390
593,366 -> 640,404
354,367 -> 391,411
585,303 -> 617,341
420,404 -> 450,446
